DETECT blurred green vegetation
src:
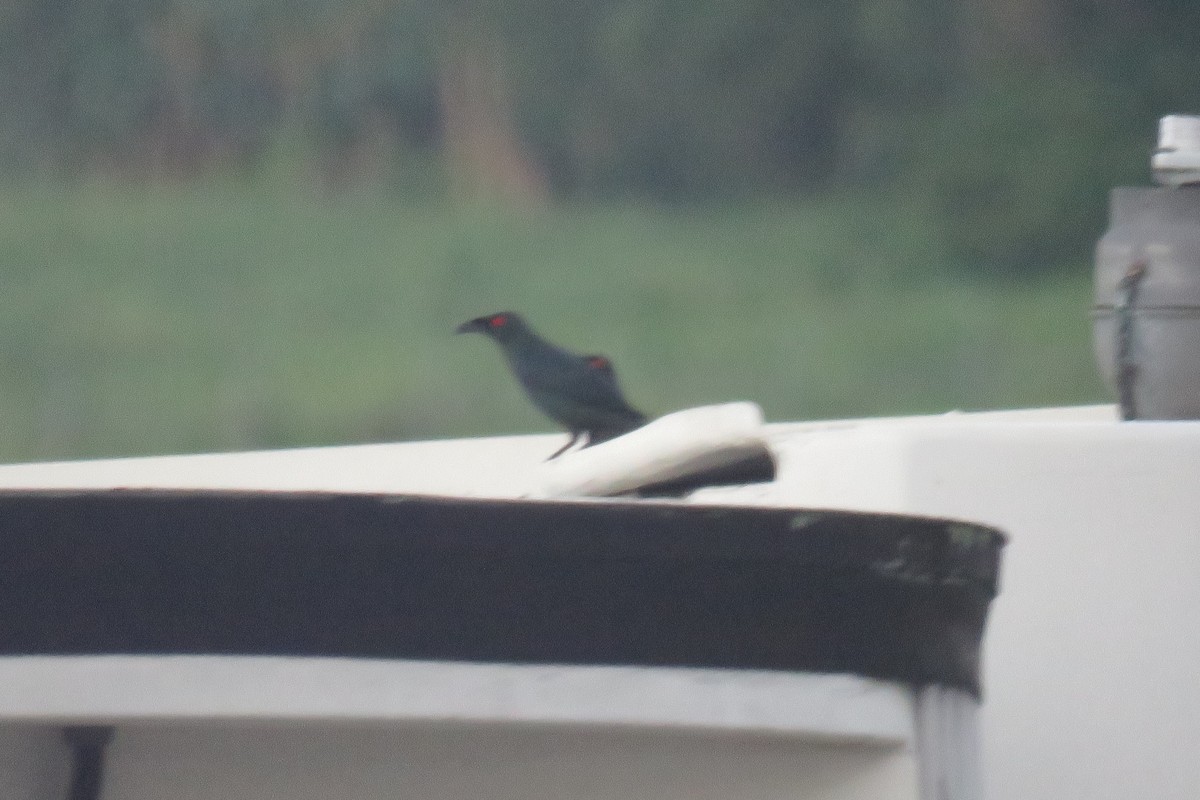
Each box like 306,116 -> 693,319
2,0 -> 1183,460
0,180 -> 1105,462
1,0 -> 1198,267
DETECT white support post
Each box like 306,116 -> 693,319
913,686 -> 982,800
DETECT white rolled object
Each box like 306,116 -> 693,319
537,402 -> 771,498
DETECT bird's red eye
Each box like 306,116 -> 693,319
587,356 -> 610,369
489,315 -> 507,328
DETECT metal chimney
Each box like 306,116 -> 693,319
1093,115 -> 1200,419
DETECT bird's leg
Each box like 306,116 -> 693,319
580,429 -> 619,448
546,431 -> 582,461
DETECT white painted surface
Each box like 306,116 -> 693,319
0,657 -> 912,744
0,660 -> 920,800
0,434 -> 552,496
0,726 -> 68,800
914,686 -> 982,800
3,403 -> 1171,800
95,722 -> 915,800
0,719 -> 922,800
0,403 -> 768,499
702,405 -> 1200,800
0,404 -> 1109,497
0,721 -> 919,800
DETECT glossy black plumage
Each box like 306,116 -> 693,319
456,312 -> 647,458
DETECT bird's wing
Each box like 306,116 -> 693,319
513,343 -> 645,431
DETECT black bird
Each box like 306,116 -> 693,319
456,312 -> 648,458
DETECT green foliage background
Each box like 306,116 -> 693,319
1,0 -> 1191,460
1,183 -> 1104,461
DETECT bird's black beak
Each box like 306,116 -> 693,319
455,318 -> 487,335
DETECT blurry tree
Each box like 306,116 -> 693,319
498,0 -> 864,198
438,4 -> 549,204
0,0 -> 1198,272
